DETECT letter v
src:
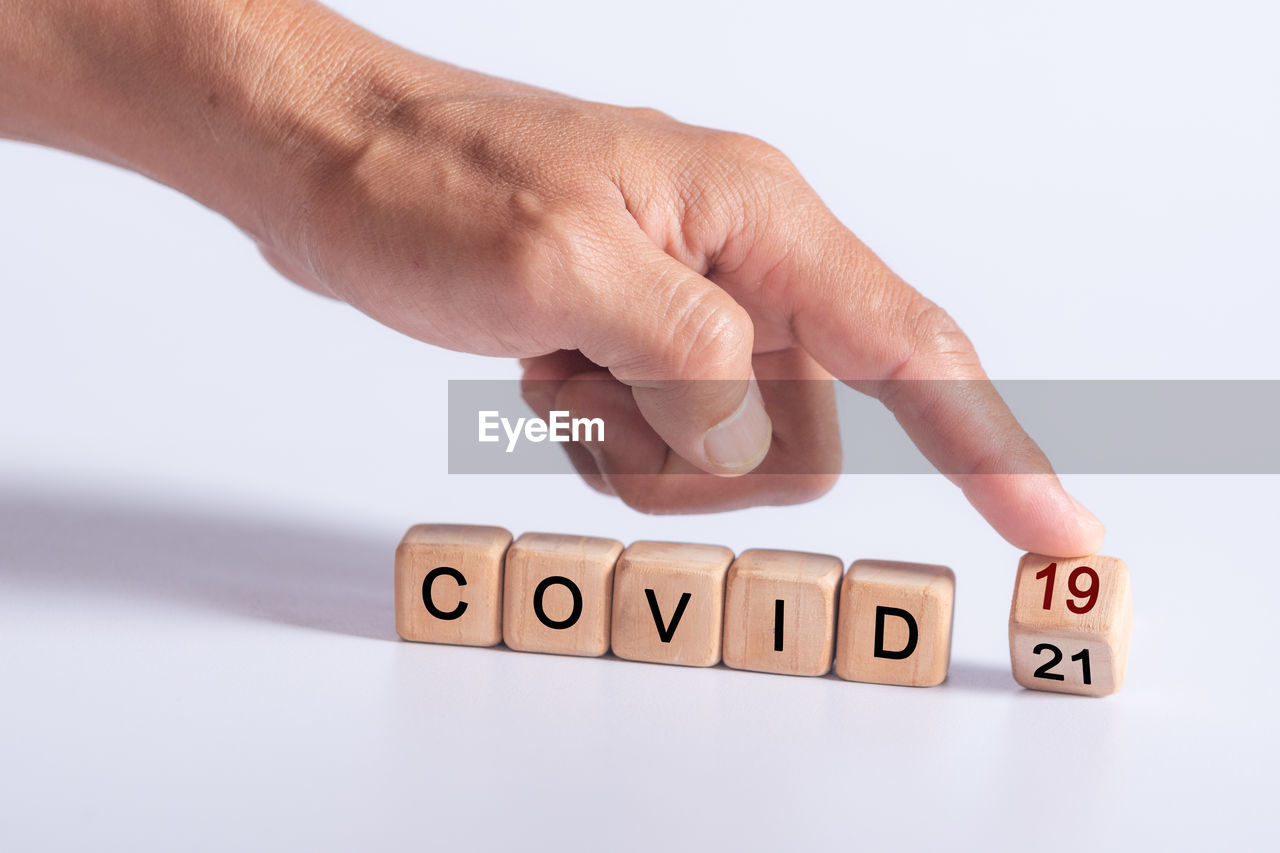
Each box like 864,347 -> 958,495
645,589 -> 691,643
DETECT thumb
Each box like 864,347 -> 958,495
567,229 -> 771,476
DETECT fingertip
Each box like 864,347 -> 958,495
1062,492 -> 1107,556
963,474 -> 1107,559
1034,486 -> 1106,557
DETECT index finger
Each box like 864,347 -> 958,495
741,204 -> 1105,557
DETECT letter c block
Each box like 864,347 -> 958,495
394,524 -> 513,646
835,559 -> 955,687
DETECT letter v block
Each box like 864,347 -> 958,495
395,524 -> 513,646
1009,553 -> 1132,697
835,560 -> 955,687
610,541 -> 735,666
722,548 -> 842,676
503,532 -> 624,657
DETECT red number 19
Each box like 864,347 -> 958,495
1034,562 -> 1099,614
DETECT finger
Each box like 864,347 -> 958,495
554,349 -> 840,512
744,207 -> 1104,556
563,225 -> 773,477
520,351 -> 615,496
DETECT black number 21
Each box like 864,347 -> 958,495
1032,643 -> 1092,685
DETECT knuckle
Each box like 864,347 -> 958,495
680,132 -> 804,243
713,132 -> 799,181
623,105 -> 675,124
903,300 -> 976,363
714,130 -> 772,159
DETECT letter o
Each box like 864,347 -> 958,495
532,575 -> 583,630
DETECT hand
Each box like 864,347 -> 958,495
1,0 -> 1104,557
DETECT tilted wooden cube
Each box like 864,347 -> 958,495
722,548 -> 842,676
503,532 -> 624,657
394,524 -> 513,646
610,541 -> 735,667
1009,553 -> 1132,697
835,559 -> 955,687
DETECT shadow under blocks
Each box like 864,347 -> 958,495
395,524 -> 1130,696
0,486 -> 393,641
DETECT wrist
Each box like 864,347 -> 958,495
0,0 -> 447,245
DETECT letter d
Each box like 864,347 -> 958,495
873,606 -> 918,659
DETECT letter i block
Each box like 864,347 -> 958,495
1009,553 -> 1133,697
722,548 -> 843,676
835,560 -> 955,687
394,524 -> 513,646
610,541 -> 735,667
503,532 -> 624,657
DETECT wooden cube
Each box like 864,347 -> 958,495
610,541 -> 735,667
1009,553 -> 1132,697
394,524 -> 512,646
503,532 -> 624,657
834,559 -> 955,687
722,548 -> 842,676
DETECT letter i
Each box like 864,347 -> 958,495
774,599 -> 785,651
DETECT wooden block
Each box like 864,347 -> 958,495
394,524 -> 512,646
503,532 -> 624,657
1009,553 -> 1133,697
610,541 -> 735,667
834,560 -> 955,687
722,548 -> 842,676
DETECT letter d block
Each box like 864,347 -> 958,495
1009,553 -> 1132,697
394,524 -> 512,646
723,549 -> 842,676
503,533 -> 624,657
834,560 -> 955,687
610,541 -> 735,667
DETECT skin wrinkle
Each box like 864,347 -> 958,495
635,272 -> 748,383
592,265 -> 687,380
616,166 -> 703,274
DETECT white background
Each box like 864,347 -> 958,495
2,1 -> 1277,849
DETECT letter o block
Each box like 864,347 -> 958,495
503,532 -> 624,657
610,541 -> 735,667
722,548 -> 842,676
1009,553 -> 1132,697
834,560 -> 955,687
394,524 -> 513,646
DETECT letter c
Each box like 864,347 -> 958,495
422,566 -> 468,620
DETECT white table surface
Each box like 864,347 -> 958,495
2,2 -> 1276,849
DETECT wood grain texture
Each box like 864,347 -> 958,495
502,532 -> 624,657
610,541 -> 735,667
834,559 -> 955,687
722,548 -> 842,676
394,524 -> 512,647
1009,553 -> 1133,697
